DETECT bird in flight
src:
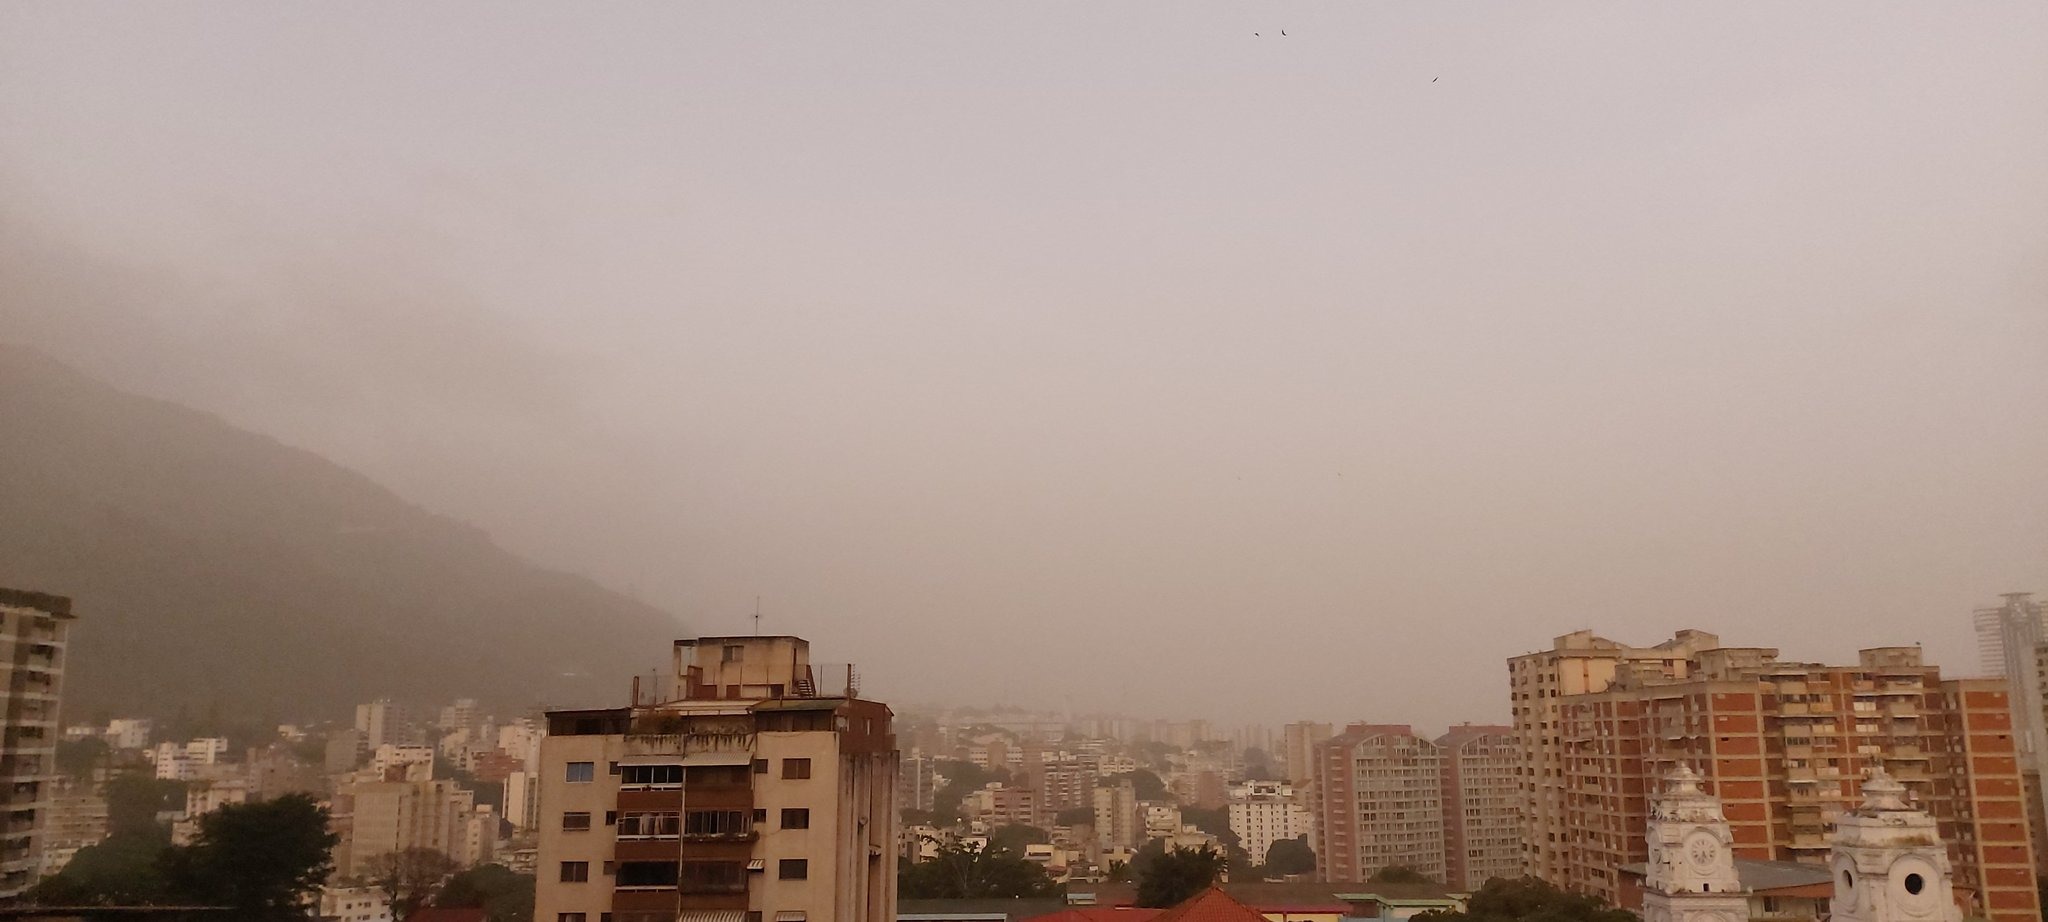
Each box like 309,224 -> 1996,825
1282,30 -> 1288,36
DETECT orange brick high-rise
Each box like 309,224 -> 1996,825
1509,631 -> 2037,922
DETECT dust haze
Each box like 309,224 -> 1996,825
3,2 -> 2044,728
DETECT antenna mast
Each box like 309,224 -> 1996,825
752,595 -> 762,634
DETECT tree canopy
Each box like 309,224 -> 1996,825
436,863 -> 537,922
160,793 -> 339,919
987,824 -> 1051,854
1135,844 -> 1226,908
1263,836 -> 1316,877
1103,769 -> 1167,801
1370,865 -> 1438,885
1413,876 -> 1639,922
898,838 -> 1060,900
366,847 -> 461,921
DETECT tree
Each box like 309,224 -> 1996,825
898,838 -> 1060,900
105,773 -> 186,840
55,737 -> 109,782
30,832 -> 171,905
161,793 -> 339,919
1412,876 -> 1638,922
1241,746 -> 1278,781
988,824 -> 1050,854
1371,865 -> 1437,884
1264,836 -> 1316,878
366,847 -> 462,920
436,863 -> 535,922
1103,769 -> 1167,801
1054,806 -> 1097,827
1135,844 -> 1226,908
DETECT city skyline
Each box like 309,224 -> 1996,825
5,2 -> 2044,728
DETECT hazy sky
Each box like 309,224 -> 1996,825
3,3 -> 2044,729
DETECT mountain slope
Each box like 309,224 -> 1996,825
0,344 -> 681,722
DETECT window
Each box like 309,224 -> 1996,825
778,858 -> 809,880
685,809 -> 751,837
559,915 -> 587,922
620,764 -> 683,787
753,808 -> 768,823
617,860 -> 681,887
617,812 -> 681,838
781,808 -> 810,829
562,811 -> 592,831
782,758 -> 812,780
565,762 -> 594,783
723,644 -> 744,662
690,764 -> 750,786
560,861 -> 590,882
679,860 -> 748,893
753,758 -> 769,774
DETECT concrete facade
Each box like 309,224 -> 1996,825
534,635 -> 898,922
1436,724 -> 1520,891
0,588 -> 73,899
1311,724 -> 1444,883
1509,631 -> 2038,922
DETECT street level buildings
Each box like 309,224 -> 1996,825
536,635 -> 897,922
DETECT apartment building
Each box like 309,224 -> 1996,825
1508,629 -> 1718,884
535,635 -> 897,922
1093,781 -> 1141,850
38,781 -> 105,878
1971,592 -> 2047,861
1226,780 -> 1310,866
335,776 -> 496,874
356,699 -> 420,750
1311,724 -> 1444,883
1436,724 -> 1520,890
0,588 -> 74,898
1510,630 -> 2038,922
1280,722 -> 1334,787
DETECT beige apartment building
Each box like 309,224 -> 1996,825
1436,724 -> 1520,890
535,635 -> 897,922
0,588 -> 73,899
334,776 -> 496,874
1311,724 -> 1445,883
1509,630 -> 2038,922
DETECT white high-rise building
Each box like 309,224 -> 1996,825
1227,780 -> 1310,866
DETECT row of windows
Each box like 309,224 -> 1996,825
565,758 -> 813,784
560,913 -> 807,922
562,808 -> 811,834
559,858 -> 809,884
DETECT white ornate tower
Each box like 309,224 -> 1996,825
1831,768 -> 1960,922
1643,765 -> 1749,922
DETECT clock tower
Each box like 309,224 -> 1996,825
1830,768 -> 1959,922
1642,764 -> 1749,922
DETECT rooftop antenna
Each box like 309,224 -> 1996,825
752,596 -> 762,635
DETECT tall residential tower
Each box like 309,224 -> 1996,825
535,635 -> 897,922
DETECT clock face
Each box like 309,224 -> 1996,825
1685,831 -> 1720,869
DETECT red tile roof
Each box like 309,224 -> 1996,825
1027,910 -> 1164,922
1150,887 -> 1272,922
